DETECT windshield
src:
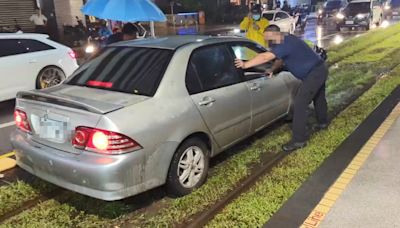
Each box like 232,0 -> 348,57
326,1 -> 342,8
65,47 -> 173,96
263,13 -> 274,20
347,2 -> 370,13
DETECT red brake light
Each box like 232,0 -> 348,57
68,50 -> 77,59
86,80 -> 113,88
72,127 -> 142,154
14,109 -> 31,133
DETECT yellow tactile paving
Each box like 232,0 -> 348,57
0,151 -> 16,172
301,103 -> 400,228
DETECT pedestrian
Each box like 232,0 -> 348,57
282,0 -> 291,12
234,25 -> 329,152
30,9 -> 47,34
240,4 -> 269,47
106,22 -> 138,45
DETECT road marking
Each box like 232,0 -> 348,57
0,121 -> 15,129
300,103 -> 400,228
0,151 -> 15,159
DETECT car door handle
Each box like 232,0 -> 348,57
198,97 -> 216,106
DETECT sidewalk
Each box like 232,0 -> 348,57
318,103 -> 400,227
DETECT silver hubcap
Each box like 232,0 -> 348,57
178,146 -> 205,188
39,68 -> 65,89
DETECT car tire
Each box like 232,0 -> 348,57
166,137 -> 210,197
36,66 -> 66,89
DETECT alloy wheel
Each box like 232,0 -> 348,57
177,146 -> 205,188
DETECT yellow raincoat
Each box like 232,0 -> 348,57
240,17 -> 269,47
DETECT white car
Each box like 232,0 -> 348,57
0,33 -> 79,102
262,10 -> 297,33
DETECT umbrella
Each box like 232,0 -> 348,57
81,0 -> 167,37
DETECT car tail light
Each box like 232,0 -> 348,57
86,80 -> 113,88
72,127 -> 142,154
14,109 -> 31,133
68,50 -> 77,59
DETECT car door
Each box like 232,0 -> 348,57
229,42 -> 291,132
18,39 -> 58,89
186,44 -> 252,149
0,39 -> 31,101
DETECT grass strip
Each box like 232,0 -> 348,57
0,180 -> 57,218
207,65 -> 400,228
327,23 -> 400,64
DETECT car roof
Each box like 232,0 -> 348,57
110,35 -> 252,50
0,33 -> 49,39
262,10 -> 281,13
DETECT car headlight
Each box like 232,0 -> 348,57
356,14 -> 365,19
336,13 -> 345,19
384,5 -> 391,10
318,9 -> 323,14
85,45 -> 95,54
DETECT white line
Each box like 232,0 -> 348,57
0,121 -> 15,129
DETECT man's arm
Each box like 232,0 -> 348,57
240,16 -> 250,30
235,51 -> 276,69
265,58 -> 284,77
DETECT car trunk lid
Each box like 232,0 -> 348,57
16,85 -> 149,154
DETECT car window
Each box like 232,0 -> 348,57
276,12 -> 289,20
347,2 -> 371,12
0,39 -> 28,57
230,43 -> 271,80
186,45 -> 241,94
263,13 -> 274,20
66,47 -> 173,97
19,39 -> 55,52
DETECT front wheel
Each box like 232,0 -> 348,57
36,66 -> 66,89
166,137 -> 210,197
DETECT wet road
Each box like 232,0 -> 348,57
0,18 -> 398,156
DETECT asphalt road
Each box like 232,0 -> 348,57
0,18 -> 398,156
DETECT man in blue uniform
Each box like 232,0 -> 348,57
235,25 -> 329,152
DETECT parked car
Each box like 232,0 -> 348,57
0,33 -> 79,102
335,0 -> 383,30
262,10 -> 297,33
11,36 -> 300,201
383,0 -> 400,19
317,0 -> 348,24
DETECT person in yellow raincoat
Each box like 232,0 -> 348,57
240,4 -> 269,47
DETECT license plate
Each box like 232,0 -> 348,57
345,20 -> 354,25
393,11 -> 399,15
38,118 -> 67,141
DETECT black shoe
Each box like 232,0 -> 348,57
282,141 -> 307,152
312,123 -> 329,132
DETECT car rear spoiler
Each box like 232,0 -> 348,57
16,91 -> 124,114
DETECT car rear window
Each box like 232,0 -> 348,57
66,47 -> 173,96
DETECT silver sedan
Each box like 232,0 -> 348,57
11,36 -> 299,200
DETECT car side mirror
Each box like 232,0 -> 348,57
275,17 -> 281,21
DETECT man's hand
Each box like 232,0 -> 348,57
235,59 -> 246,69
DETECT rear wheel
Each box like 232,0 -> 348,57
36,66 -> 66,89
166,137 -> 210,197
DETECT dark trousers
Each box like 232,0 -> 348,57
292,63 -> 328,142
35,25 -> 47,34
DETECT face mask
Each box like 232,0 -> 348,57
253,15 -> 261,20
